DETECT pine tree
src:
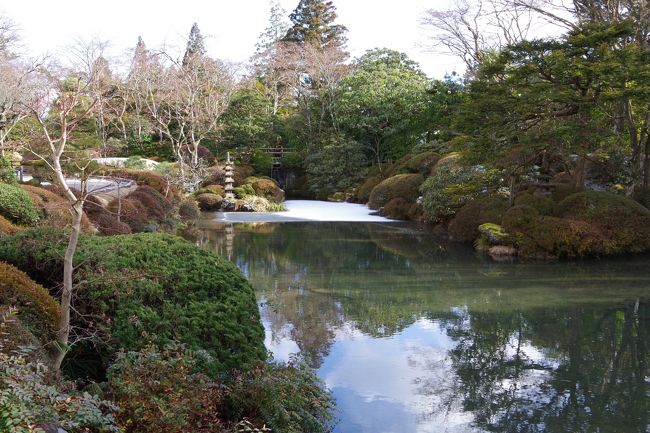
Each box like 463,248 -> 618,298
182,22 -> 206,66
256,0 -> 291,52
283,0 -> 347,49
129,36 -> 148,76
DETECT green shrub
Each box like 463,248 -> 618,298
514,191 -> 555,215
179,199 -> 201,221
554,191 -> 650,253
0,157 -> 16,184
0,229 -> 266,373
124,156 -> 148,170
107,344 -> 225,433
420,156 -> 501,222
0,214 -> 20,235
251,150 -> 273,175
356,176 -> 382,204
196,193 -> 223,211
234,183 -> 255,198
305,136 -> 368,197
226,358 -> 335,433
281,153 -> 304,170
0,183 -> 39,225
246,177 -> 285,203
383,197 -> 412,220
0,351 -> 119,433
0,262 -> 60,344
448,196 -> 509,243
368,174 -> 424,210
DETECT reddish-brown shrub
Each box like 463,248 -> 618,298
448,196 -> 509,243
368,174 -> 424,210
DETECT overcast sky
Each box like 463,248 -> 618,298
1,0 -> 463,78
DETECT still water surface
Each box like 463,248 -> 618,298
197,215 -> 649,433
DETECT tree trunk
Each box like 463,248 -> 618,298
51,201 -> 84,370
574,155 -> 587,189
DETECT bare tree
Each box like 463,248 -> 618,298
421,0 -> 536,75
24,67 -> 99,370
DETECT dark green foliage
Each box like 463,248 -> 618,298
107,344 -> 226,433
356,175 -> 382,203
0,157 -> 16,184
251,149 -> 274,175
306,135 -> 368,197
336,49 -> 430,163
0,229 -> 267,373
226,358 -> 335,433
448,196 -> 509,243
368,174 -> 424,210
284,0 -> 347,49
382,197 -> 413,220
0,351 -> 119,433
0,182 -> 39,225
178,199 -> 201,221
108,345 -> 335,433
514,191 -> 556,215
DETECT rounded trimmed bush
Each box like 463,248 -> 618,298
178,199 -> 201,221
0,262 -> 60,343
356,176 -> 382,204
383,197 -> 412,220
514,191 -> 555,216
108,198 -> 149,232
448,196 -> 509,243
368,174 -> 424,210
0,214 -> 21,235
84,195 -> 132,236
246,177 -> 285,203
196,193 -> 223,211
554,191 -> 650,253
21,184 -> 93,232
0,182 -> 39,225
0,229 -> 267,373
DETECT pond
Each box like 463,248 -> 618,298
197,202 -> 650,433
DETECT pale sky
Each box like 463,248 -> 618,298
0,0 -> 463,78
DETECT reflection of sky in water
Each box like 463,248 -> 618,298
263,312 -> 484,433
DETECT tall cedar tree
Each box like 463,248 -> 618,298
182,23 -> 206,66
256,0 -> 291,52
284,0 -> 347,49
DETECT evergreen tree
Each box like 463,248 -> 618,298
284,0 -> 347,49
256,0 -> 291,52
130,36 -> 147,72
182,22 -> 206,66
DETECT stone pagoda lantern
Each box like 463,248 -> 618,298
224,152 -> 235,199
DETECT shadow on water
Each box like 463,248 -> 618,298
196,220 -> 650,433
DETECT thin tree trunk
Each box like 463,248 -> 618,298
574,155 -> 587,189
52,201 -> 83,370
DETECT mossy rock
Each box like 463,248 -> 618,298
0,262 -> 60,344
246,177 -> 285,203
196,193 -> 223,211
478,223 -> 509,245
356,176 -> 382,204
447,196 -> 509,243
368,174 -> 424,210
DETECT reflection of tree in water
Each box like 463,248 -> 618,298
432,301 -> 649,433
198,221 -> 650,431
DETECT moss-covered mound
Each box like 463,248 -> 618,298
0,229 -> 266,372
84,195 -> 132,235
501,191 -> 650,258
21,184 -> 93,232
448,196 -> 509,243
196,193 -> 223,211
368,174 -> 424,210
246,177 -> 285,203
387,151 -> 441,177
0,214 -> 21,236
356,176 -> 382,204
0,182 -> 39,225
0,262 -> 60,344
